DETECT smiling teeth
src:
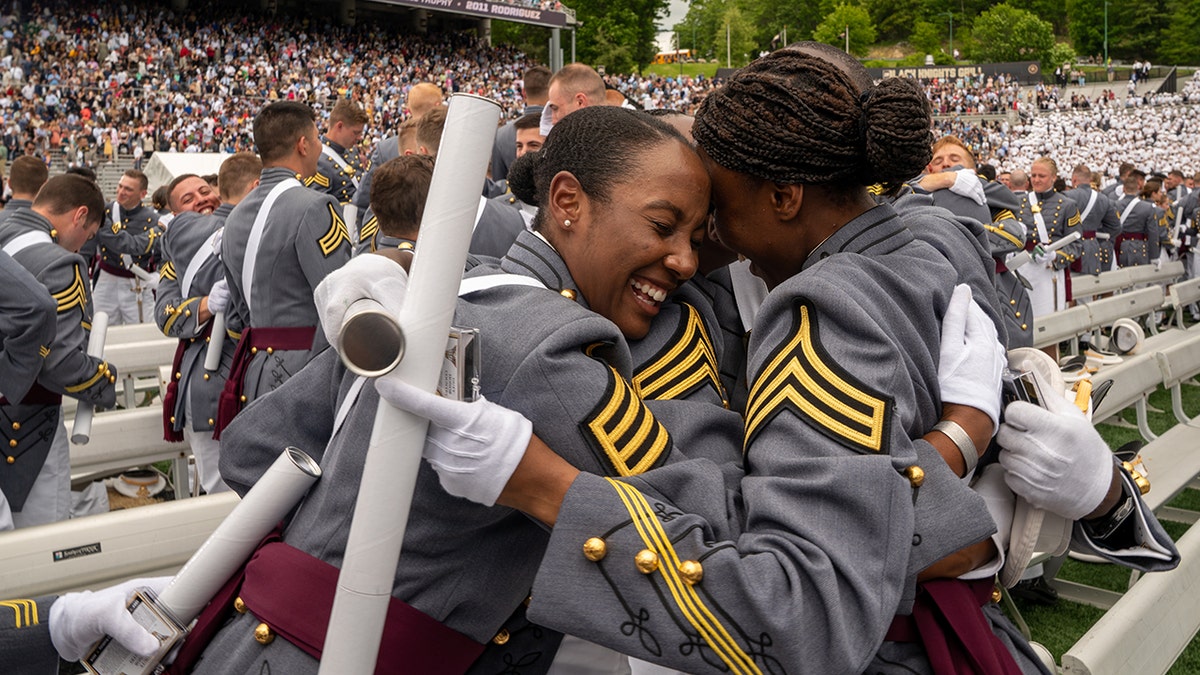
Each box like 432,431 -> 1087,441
632,280 -> 667,303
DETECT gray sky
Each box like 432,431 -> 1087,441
655,0 -> 690,53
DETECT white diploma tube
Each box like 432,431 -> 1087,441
70,311 -> 109,445
1007,230 -> 1082,270
319,94 -> 501,675
203,311 -> 226,372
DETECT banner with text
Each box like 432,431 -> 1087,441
867,61 -> 1042,85
376,0 -> 569,27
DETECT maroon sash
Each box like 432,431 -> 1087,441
0,382 -> 63,407
161,340 -> 188,442
99,260 -> 156,279
214,325 -> 314,439
885,578 -> 1023,675
167,537 -> 485,675
1115,231 -> 1148,258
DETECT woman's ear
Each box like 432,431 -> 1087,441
771,182 -> 803,221
546,170 -> 585,234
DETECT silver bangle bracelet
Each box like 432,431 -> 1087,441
934,419 -> 978,475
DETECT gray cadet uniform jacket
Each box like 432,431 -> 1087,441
98,201 -> 162,273
156,204 -> 236,435
1112,193 -> 1160,266
0,251 -> 55,403
526,205 -> 1004,674
0,595 -> 58,673
0,209 -> 116,509
200,230 -> 738,674
1064,185 -> 1120,275
306,138 -> 366,205
0,198 -> 32,226
352,135 -> 401,211
1015,190 -> 1083,270
220,166 -> 351,406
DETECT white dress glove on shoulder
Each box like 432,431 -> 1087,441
313,254 -> 409,353
950,169 -> 988,206
375,376 -> 532,506
939,284 -> 1006,432
206,278 -> 230,314
50,576 -> 173,662
997,370 -> 1114,520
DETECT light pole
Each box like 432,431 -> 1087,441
945,11 -> 954,61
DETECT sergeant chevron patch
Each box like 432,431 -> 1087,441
305,173 -> 331,188
53,266 -> 89,314
358,215 -> 378,245
744,299 -> 892,454
633,302 -> 726,405
582,365 -> 671,476
319,204 -> 350,256
159,261 -> 177,281
0,599 -> 39,628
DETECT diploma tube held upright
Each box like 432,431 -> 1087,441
203,311 -> 226,372
318,94 -> 501,674
71,311 -> 108,445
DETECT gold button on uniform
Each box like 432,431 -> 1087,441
266,347 -> 274,355
234,597 -> 247,613
583,537 -> 607,561
904,465 -> 925,488
560,289 -> 577,301
254,622 -> 275,644
250,347 -> 258,355
635,549 -> 659,574
11,422 -> 19,431
678,560 -> 704,585
240,395 -> 248,403
175,372 -> 182,380
203,373 -> 210,380
492,628 -> 510,645
5,456 -> 13,464
8,439 -> 16,448
208,418 -> 215,426
170,416 -> 176,424
991,586 -> 1003,603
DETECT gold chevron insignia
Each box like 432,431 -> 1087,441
1068,212 -> 1081,227
39,345 -> 50,358
110,222 -> 121,234
582,365 -> 671,476
605,478 -> 763,675
305,173 -> 331,188
159,261 -> 177,280
744,299 -> 892,454
53,266 -> 89,314
633,303 -> 727,406
0,599 -> 39,628
992,209 -> 1016,223
358,215 -> 378,244
318,204 -> 350,256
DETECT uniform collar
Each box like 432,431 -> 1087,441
7,206 -> 58,243
259,166 -> 302,186
1034,189 -> 1057,200
322,137 -> 346,154
213,203 -> 235,218
801,203 -> 911,272
499,229 -> 586,307
3,198 -> 32,212
375,234 -> 416,250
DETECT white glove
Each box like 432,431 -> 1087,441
539,103 -> 555,137
50,576 -> 172,662
939,284 -> 1006,432
375,376 -> 532,506
949,169 -> 988,206
313,254 -> 409,352
206,278 -> 230,315
997,370 -> 1115,520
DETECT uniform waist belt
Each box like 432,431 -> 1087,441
1115,232 -> 1148,258
1082,230 -> 1097,239
884,578 -> 1023,674
215,325 -> 316,438
243,541 -> 485,673
0,382 -> 63,407
99,260 -> 155,278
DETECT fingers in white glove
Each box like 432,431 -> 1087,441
50,576 -> 173,662
313,254 -> 409,352
939,284 -> 1005,431
206,278 -> 230,315
951,169 -> 988,206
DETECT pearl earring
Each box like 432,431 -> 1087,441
563,219 -> 572,228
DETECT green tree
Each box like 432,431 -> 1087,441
714,5 -> 758,67
864,0 -> 921,41
490,21 -> 550,63
970,4 -> 1054,65
1008,0 -> 1068,35
812,3 -> 876,58
1108,0 -> 1169,61
740,0 -> 822,54
1160,0 -> 1200,63
909,20 -> 941,57
570,0 -> 668,72
1065,0 -> 1106,60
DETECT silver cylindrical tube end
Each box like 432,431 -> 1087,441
338,298 -> 405,378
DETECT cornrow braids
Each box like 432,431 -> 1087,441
693,49 -> 933,189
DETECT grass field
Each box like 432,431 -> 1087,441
1008,343 -> 1200,672
643,62 -> 722,79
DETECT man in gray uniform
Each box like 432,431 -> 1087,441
1065,164 -> 1121,275
1014,157 -> 1082,347
215,102 -> 351,434
491,65 -> 549,183
305,98 -> 369,208
1114,171 -> 1160,267
157,153 -> 262,494
0,156 -> 48,226
94,169 -> 163,324
0,175 -> 117,528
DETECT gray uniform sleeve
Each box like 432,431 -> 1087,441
296,197 -> 352,295
36,256 -> 116,408
1053,196 -> 1084,270
99,211 -> 162,258
0,595 -> 58,674
154,228 -> 206,340
0,252 -> 55,402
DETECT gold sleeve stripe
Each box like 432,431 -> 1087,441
866,183 -> 884,196
984,223 -> 1024,249
318,204 -> 350,256
163,296 -> 199,334
159,261 -> 177,281
358,216 -> 378,244
633,303 -> 727,406
744,301 -> 890,454
1068,213 -> 1081,227
52,267 -> 88,314
992,209 -> 1016,223
584,366 -> 670,476
143,229 -> 158,254
0,599 -> 39,628
605,478 -> 763,675
65,361 -> 107,393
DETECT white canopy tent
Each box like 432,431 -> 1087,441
143,152 -> 233,195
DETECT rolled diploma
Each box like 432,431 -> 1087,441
203,311 -> 226,372
156,447 -> 321,624
1007,230 -> 1082,270
121,253 -> 159,286
70,311 -> 108,445
318,94 -> 501,675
